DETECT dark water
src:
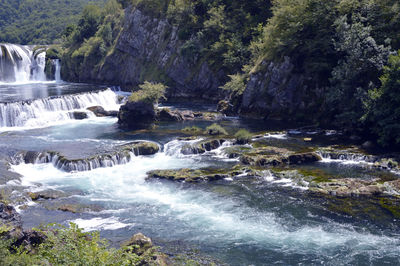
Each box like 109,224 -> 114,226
1,83 -> 399,265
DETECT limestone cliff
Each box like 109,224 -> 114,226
238,57 -> 323,121
63,7 -> 226,102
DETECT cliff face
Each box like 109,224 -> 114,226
239,57 -> 323,121
66,7 -> 226,101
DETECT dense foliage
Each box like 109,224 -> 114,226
0,223 -> 157,265
14,0 -> 399,146
0,0 -> 105,44
365,51 -> 400,146
237,0 -> 400,146
129,81 -> 168,104
62,0 -> 125,80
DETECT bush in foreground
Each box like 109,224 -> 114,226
0,223 -> 159,266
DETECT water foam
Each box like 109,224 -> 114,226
0,89 -> 119,129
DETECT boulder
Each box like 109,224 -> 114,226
179,139 -> 225,155
71,111 -> 88,120
118,101 -> 156,129
0,203 -> 23,239
157,108 -> 183,121
87,106 -> 118,117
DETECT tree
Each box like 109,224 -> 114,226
365,50 -> 400,146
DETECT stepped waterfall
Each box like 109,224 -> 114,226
0,89 -> 119,128
0,43 -> 47,83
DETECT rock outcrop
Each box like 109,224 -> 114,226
237,57 -> 322,120
118,101 -> 156,129
87,106 -> 118,117
63,7 -> 226,101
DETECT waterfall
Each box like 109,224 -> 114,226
54,59 -> 62,83
0,89 -> 120,128
0,43 -> 47,83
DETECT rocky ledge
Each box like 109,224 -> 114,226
310,178 -> 400,197
13,141 -> 159,172
118,99 -> 222,129
147,167 -> 248,183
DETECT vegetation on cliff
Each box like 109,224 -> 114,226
61,0 -> 125,81
59,0 -> 400,146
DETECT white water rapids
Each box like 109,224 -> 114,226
0,89 -> 119,129
11,146 -> 400,264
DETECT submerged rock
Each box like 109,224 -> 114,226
309,178 -> 398,197
28,190 -> 67,201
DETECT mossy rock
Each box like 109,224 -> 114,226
180,139 -> 226,155
120,141 -> 160,156
147,167 -> 250,183
28,190 -> 67,201
240,150 -> 320,167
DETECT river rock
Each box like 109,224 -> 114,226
87,106 -> 118,117
71,111 -> 88,120
180,139 -> 226,155
0,203 -> 23,239
147,168 -> 231,182
157,108 -> 183,121
118,100 -> 156,129
241,151 -> 320,167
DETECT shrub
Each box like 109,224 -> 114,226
0,223 -> 158,265
235,129 -> 252,144
205,123 -> 228,135
129,81 -> 168,104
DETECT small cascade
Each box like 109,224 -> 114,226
13,141 -> 160,172
0,43 -> 47,83
164,138 -> 204,157
31,50 -> 46,81
54,59 -> 62,83
0,89 -> 119,128
317,151 -> 378,164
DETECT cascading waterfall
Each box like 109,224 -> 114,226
0,89 -> 119,128
0,43 -> 47,83
54,59 -> 62,83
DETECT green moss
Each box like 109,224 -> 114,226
182,126 -> 202,134
297,168 -> 333,183
379,198 -> 400,218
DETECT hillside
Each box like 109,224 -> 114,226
0,0 -> 105,44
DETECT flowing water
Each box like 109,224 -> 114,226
0,66 -> 399,264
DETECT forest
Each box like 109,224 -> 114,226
59,0 -> 400,147
0,0 -> 105,44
